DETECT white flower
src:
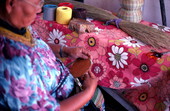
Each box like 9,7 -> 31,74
130,77 -> 148,87
108,45 -> 128,69
94,27 -> 103,34
164,27 -> 170,32
120,36 -> 145,48
95,27 -> 102,32
152,24 -> 170,32
48,29 -> 67,46
164,98 -> 170,111
86,18 -> 93,22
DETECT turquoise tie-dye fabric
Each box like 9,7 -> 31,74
0,27 -> 74,110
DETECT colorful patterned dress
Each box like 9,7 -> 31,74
0,24 -> 76,110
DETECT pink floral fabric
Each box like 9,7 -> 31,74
31,14 -> 170,111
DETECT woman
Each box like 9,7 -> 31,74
0,0 -> 104,110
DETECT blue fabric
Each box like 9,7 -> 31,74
0,27 -> 74,110
0,26 -> 105,111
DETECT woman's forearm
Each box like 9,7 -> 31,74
47,43 -> 64,58
60,88 -> 95,111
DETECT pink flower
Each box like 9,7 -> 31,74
10,77 -> 32,103
132,53 -> 160,80
91,59 -> 107,80
77,33 -> 108,59
125,85 -> 157,111
32,98 -> 53,111
109,75 -> 127,89
35,48 -> 56,69
98,70 -> 129,89
37,88 -> 45,98
21,106 -> 30,111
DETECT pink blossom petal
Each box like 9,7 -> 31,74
79,34 -> 87,40
138,104 -> 147,111
133,68 -> 141,76
97,46 -> 106,55
14,89 -> 28,97
146,59 -> 156,66
132,58 -> 141,67
141,73 -> 150,80
98,78 -> 110,87
98,38 -> 108,47
20,97 -> 29,103
32,104 -> 40,109
89,51 -> 99,59
146,98 -> 156,110
147,71 -> 158,77
108,70 -> 115,78
141,54 -> 149,63
149,66 -> 160,72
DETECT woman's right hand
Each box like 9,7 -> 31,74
60,71 -> 98,111
82,71 -> 98,95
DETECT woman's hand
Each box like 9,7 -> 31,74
63,46 -> 90,59
59,71 -> 98,111
47,43 -> 89,59
82,71 -> 98,94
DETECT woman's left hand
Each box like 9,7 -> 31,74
63,46 -> 90,59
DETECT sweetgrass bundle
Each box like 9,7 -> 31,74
45,0 -> 170,49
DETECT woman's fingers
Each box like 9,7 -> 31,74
80,53 -> 89,59
88,70 -> 96,79
81,49 -> 91,59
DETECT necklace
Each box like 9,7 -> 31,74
0,27 -> 35,47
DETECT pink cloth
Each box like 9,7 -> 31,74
32,14 -> 170,111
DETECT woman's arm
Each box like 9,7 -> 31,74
60,87 -> 93,111
47,43 -> 61,57
47,43 -> 89,59
60,71 -> 98,111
